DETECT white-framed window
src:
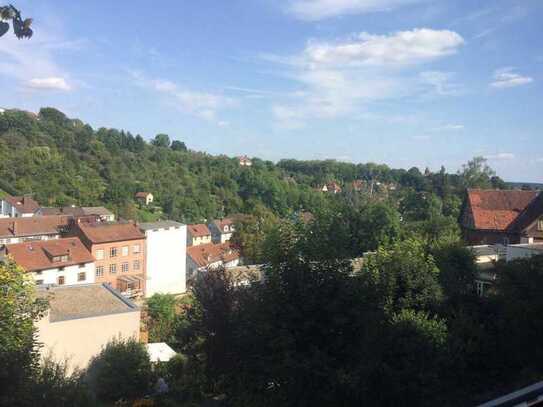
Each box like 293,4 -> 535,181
110,247 -> 117,258
133,244 -> 140,254
133,260 -> 140,271
121,262 -> 129,273
96,266 -> 104,277
96,249 -> 104,260
109,264 -> 117,274
122,246 -> 129,256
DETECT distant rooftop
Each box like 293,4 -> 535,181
139,220 -> 185,231
39,283 -> 138,323
77,221 -> 145,244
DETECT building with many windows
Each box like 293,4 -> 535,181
4,237 -> 95,286
74,221 -> 146,298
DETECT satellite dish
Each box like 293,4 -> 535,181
0,21 -> 9,38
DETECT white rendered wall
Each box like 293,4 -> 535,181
145,225 -> 187,297
32,262 -> 96,286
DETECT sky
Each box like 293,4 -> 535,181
0,0 -> 542,182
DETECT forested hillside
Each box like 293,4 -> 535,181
0,107 -> 505,224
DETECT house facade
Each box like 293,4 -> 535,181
36,283 -> 140,371
186,242 -> 240,279
461,189 -> 543,245
74,221 -> 146,298
0,216 -> 70,245
238,155 -> 252,167
4,237 -> 95,286
135,192 -> 154,205
208,218 -> 235,244
187,223 -> 212,246
0,195 -> 40,218
139,220 -> 187,297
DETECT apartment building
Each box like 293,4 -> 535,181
187,223 -> 212,246
75,221 -> 146,298
139,220 -> 187,297
4,237 -> 95,286
208,218 -> 235,244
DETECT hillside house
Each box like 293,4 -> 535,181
139,220 -> 187,297
238,155 -> 252,167
208,218 -> 235,244
186,242 -> 240,279
74,221 -> 146,298
0,195 -> 40,218
0,216 -> 70,245
36,283 -> 140,372
461,189 -> 543,245
320,182 -> 342,194
135,192 -> 154,206
187,223 -> 212,246
4,237 -> 95,286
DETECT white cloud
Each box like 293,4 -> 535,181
419,71 -> 464,96
26,77 -> 71,91
287,0 -> 423,21
303,29 -> 464,67
133,72 -> 237,124
490,67 -> 533,89
484,153 -> 515,160
432,123 -> 464,131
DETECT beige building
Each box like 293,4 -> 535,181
36,284 -> 140,372
187,223 -> 212,246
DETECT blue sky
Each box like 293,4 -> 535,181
1,0 -> 542,182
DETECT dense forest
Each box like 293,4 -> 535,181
0,107 -> 506,226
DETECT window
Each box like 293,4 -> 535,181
538,218 -> 543,231
35,280 -> 44,285
96,266 -> 104,277
133,244 -> 141,254
133,260 -> 140,271
57,276 -> 65,285
96,249 -> 104,260
110,247 -> 117,258
121,262 -> 129,273
122,246 -> 129,256
476,281 -> 489,297
78,272 -> 86,282
109,264 -> 117,274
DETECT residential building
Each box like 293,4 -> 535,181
187,223 -> 212,246
4,237 -> 95,286
0,215 -> 70,245
139,220 -> 187,297
186,242 -> 240,279
320,182 -> 342,194
238,155 -> 252,167
74,221 -> 146,298
38,206 -> 115,222
461,189 -> 543,245
0,195 -> 40,218
135,192 -> 154,205
208,218 -> 235,244
36,283 -> 140,371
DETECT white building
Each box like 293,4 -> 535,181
209,218 -> 235,244
139,221 -> 187,297
4,237 -> 95,286
1,195 -> 40,218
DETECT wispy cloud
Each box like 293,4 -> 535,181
286,0 -> 423,21
484,152 -> 515,160
26,77 -> 71,91
266,28 -> 464,128
132,72 -> 238,124
432,123 -> 464,131
490,67 -> 533,89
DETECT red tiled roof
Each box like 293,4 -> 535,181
466,189 -> 538,231
77,222 -> 145,244
0,216 -> 69,238
188,223 -> 211,237
5,237 -> 94,272
187,242 -> 239,268
4,195 -> 40,214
